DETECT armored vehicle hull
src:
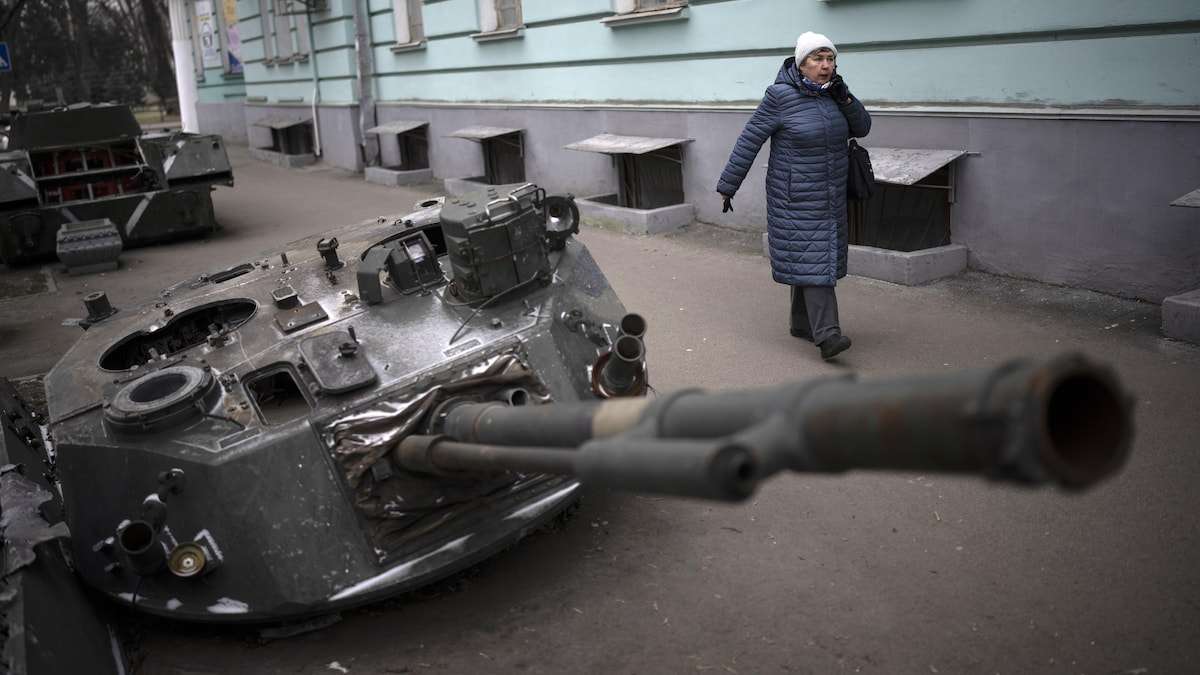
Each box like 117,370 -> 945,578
45,187 -> 616,622
0,104 -> 233,266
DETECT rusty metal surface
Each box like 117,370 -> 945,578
564,133 -> 693,155
862,146 -> 967,185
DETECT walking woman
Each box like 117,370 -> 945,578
717,32 -> 871,360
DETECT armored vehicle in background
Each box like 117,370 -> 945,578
0,103 -> 233,267
31,183 -> 1132,625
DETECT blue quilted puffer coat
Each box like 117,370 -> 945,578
717,58 -> 872,287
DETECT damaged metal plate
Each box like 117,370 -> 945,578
298,330 -> 378,394
862,147 -> 967,186
275,300 -> 329,333
564,133 -> 693,155
0,466 -> 70,576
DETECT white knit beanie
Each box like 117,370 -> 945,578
794,32 -> 837,64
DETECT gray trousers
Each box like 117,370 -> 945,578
790,285 -> 841,344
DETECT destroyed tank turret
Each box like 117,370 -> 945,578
34,183 -> 1133,625
0,103 -> 234,269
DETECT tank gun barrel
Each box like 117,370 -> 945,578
408,353 -> 1133,501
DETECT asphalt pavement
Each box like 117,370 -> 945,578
2,145 -> 1199,674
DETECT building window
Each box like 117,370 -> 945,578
605,0 -> 688,26
216,0 -> 244,75
617,0 -> 686,13
259,0 -> 312,65
473,0 -> 522,40
495,0 -> 522,30
392,0 -> 425,47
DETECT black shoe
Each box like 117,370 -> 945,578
790,327 -> 813,342
818,334 -> 851,360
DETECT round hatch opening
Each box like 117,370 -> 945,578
128,372 -> 189,403
105,365 -> 218,432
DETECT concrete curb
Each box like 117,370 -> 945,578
578,195 -> 693,235
759,234 -> 968,286
1163,288 -> 1200,344
365,166 -> 434,187
249,148 -> 317,169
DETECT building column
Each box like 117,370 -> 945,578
167,0 -> 199,133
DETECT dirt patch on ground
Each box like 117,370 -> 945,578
0,266 -> 54,300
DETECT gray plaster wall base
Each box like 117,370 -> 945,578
244,104 -> 362,172
376,102 -> 1200,302
759,234 -> 969,286
197,100 -> 248,145
249,148 -> 317,169
578,195 -> 693,235
365,166 -> 434,186
1162,288 -> 1200,344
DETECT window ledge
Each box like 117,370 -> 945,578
390,40 -> 427,53
470,26 -> 524,42
601,6 -> 687,28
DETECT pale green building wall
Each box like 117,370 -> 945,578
366,0 -> 1199,108
224,0 -> 1200,108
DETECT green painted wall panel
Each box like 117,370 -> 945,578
247,77 -> 355,103
233,0 -> 1200,108
424,0 -> 480,37
197,69 -> 246,103
370,12 -> 395,43
523,0 -> 610,24
313,16 -> 356,50
373,32 -> 1200,107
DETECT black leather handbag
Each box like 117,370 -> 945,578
847,139 -> 875,201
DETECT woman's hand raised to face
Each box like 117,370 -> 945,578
828,74 -> 852,105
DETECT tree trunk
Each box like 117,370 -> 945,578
64,0 -> 91,101
140,0 -> 174,112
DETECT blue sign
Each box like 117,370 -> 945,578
0,43 -> 10,73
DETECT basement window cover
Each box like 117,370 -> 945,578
449,126 -> 523,141
565,133 -> 692,156
1170,187 -> 1200,208
253,115 -> 314,155
865,147 -> 967,186
369,121 -> 430,171
451,126 -> 525,185
365,120 -> 428,136
251,114 -> 312,131
567,134 -> 692,210
849,146 -> 968,253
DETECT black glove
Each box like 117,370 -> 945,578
721,194 -> 734,213
828,74 -> 852,105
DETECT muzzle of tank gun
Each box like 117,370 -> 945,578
432,354 -> 1133,498
618,313 -> 646,341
